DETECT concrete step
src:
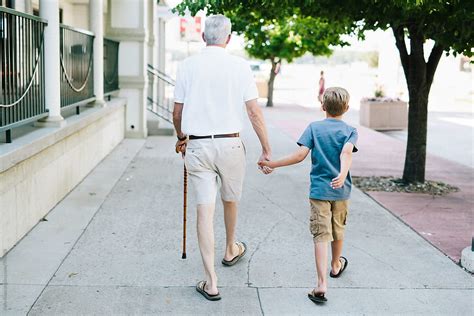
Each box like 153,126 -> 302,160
147,110 -> 174,136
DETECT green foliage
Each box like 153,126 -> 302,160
175,0 -> 474,57
175,0 -> 474,182
237,12 -> 346,63
374,83 -> 385,98
174,3 -> 348,64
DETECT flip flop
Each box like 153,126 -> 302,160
308,289 -> 327,304
196,281 -> 221,301
330,256 -> 348,278
222,241 -> 247,266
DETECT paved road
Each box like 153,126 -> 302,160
1,121 -> 472,315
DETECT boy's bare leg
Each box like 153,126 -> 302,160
222,200 -> 240,260
314,241 -> 328,293
331,240 -> 344,273
197,203 -> 218,295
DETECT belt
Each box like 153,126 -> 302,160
189,133 -> 240,140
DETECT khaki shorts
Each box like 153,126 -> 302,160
184,137 -> 246,204
309,199 -> 349,242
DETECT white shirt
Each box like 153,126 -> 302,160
174,46 -> 258,136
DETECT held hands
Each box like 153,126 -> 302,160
331,173 -> 347,189
257,152 -> 273,175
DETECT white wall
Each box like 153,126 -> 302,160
0,102 -> 125,257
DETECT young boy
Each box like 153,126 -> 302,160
259,87 -> 358,304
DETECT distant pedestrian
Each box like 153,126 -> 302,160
259,87 -> 358,304
318,71 -> 325,103
173,15 -> 272,301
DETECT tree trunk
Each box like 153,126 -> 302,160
392,26 -> 443,183
266,59 -> 278,107
403,83 -> 429,183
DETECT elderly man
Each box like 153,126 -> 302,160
173,15 -> 272,301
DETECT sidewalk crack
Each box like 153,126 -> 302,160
246,218 -> 284,287
248,184 -> 306,226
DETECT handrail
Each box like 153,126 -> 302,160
147,97 -> 173,124
59,23 -> 95,37
104,37 -> 119,43
146,66 -> 175,124
0,6 -> 48,24
104,60 -> 119,85
60,51 -> 93,92
0,32 -> 45,107
103,38 -> 119,87
59,24 -> 95,109
1,7 -> 48,140
147,64 -> 176,85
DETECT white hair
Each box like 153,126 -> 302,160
204,15 -> 231,45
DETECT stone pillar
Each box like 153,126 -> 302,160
89,0 -> 105,105
147,0 -> 158,107
156,3 -> 171,108
157,17 -> 166,107
37,0 -> 65,127
106,0 -> 149,138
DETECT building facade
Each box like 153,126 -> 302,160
0,0 -> 171,257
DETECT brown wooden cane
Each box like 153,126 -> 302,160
182,164 -> 187,259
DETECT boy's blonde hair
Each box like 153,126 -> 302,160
322,87 -> 350,116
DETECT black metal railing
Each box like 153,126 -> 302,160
103,38 -> 119,96
60,24 -> 94,112
0,7 -> 47,142
147,64 -> 174,124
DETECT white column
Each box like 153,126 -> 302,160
106,0 -> 149,138
25,0 -> 33,14
148,0 -> 158,107
38,0 -> 64,127
90,0 -> 105,105
157,18 -> 166,106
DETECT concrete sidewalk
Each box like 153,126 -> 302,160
1,120 -> 472,315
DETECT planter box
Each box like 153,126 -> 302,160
359,99 -> 408,130
256,80 -> 268,98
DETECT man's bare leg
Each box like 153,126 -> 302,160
222,200 -> 240,260
330,240 -> 344,274
197,203 -> 218,294
314,241 -> 328,294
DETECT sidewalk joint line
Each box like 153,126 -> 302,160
249,184 -> 306,226
256,287 -> 265,316
246,218 -> 284,287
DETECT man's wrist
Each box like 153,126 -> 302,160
262,148 -> 271,156
177,134 -> 187,141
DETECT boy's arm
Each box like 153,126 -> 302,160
331,142 -> 354,189
259,146 -> 310,169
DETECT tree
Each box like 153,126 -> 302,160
176,0 -> 474,183
174,4 -> 346,107
234,12 -> 346,107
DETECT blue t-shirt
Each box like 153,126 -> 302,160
297,118 -> 358,201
